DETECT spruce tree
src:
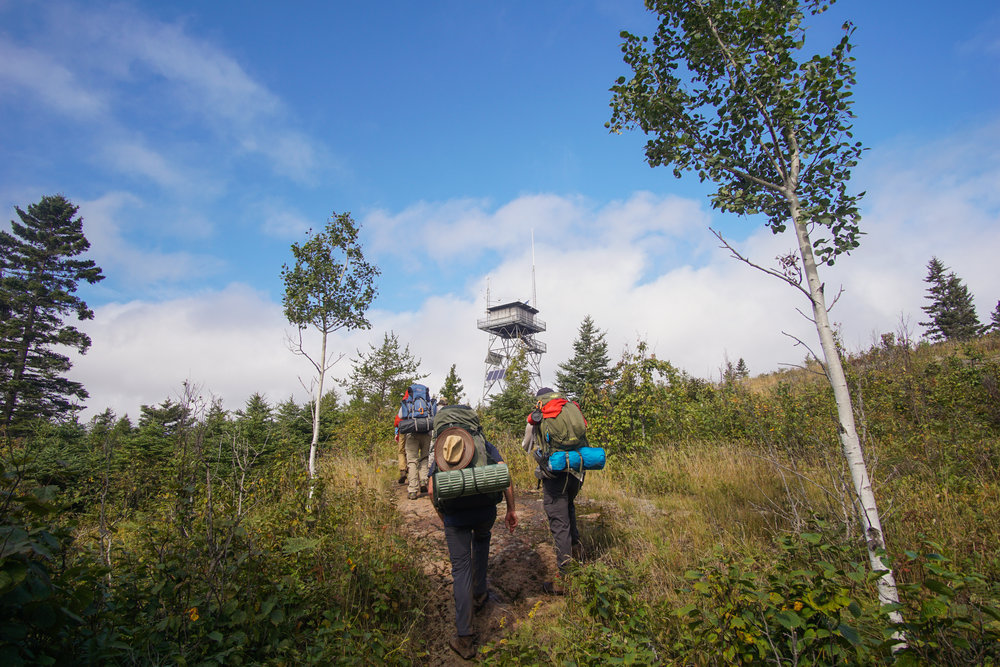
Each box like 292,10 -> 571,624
990,300 -> 1000,333
345,331 -> 423,418
555,315 -> 613,407
0,195 -> 104,432
919,257 -> 983,341
439,364 -> 465,405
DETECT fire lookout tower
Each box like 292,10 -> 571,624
478,300 -> 546,398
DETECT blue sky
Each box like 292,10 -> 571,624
2,0 -> 998,420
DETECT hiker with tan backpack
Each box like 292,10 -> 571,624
428,404 -> 517,660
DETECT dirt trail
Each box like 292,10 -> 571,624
393,483 -> 560,665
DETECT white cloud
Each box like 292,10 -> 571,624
259,202 -> 314,239
0,39 -> 106,117
2,2 -> 323,185
70,283 -> 310,420
101,140 -> 190,190
67,121 -> 1000,419
80,192 -> 226,287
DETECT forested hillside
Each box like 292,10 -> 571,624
3,332 -> 998,664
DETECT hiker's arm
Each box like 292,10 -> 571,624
521,421 -> 535,453
503,484 -> 518,533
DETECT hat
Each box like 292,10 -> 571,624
435,427 -> 476,471
536,387 -> 554,397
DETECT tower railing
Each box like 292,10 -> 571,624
476,311 -> 546,333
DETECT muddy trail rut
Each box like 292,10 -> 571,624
393,483 -> 596,665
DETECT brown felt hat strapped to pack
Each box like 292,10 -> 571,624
435,427 -> 476,471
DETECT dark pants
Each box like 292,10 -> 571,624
443,518 -> 494,636
542,473 -> 581,574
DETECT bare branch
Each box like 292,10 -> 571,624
710,228 -> 811,298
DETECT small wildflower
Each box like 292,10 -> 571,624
793,601 -> 804,611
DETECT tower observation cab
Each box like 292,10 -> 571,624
478,300 -> 546,398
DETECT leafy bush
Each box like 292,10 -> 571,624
670,529 -> 891,665
0,469 -> 112,665
890,545 -> 1000,666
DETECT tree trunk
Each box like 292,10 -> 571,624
2,304 -> 36,429
307,329 -> 327,502
787,193 -> 903,621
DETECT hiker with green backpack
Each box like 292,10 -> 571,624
522,387 -> 604,594
428,404 -> 518,660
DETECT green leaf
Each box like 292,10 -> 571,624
836,623 -> 862,646
282,537 -> 320,554
775,610 -> 803,629
923,578 -> 955,597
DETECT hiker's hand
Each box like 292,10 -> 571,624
505,509 -> 518,533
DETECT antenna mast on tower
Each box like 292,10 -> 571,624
531,229 -> 537,308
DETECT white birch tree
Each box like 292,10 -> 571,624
281,212 -> 378,484
609,0 -> 903,618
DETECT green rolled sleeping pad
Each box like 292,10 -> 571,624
433,463 -> 510,500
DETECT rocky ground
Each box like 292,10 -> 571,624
393,482 -> 561,665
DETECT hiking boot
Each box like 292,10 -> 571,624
408,491 -> 418,500
449,634 -> 476,660
397,473 -> 407,485
420,484 -> 428,494
473,590 -> 498,613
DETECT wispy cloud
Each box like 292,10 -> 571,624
0,39 -> 106,117
81,192 -> 226,289
1,1 -> 324,185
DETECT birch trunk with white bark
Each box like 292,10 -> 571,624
786,191 -> 903,621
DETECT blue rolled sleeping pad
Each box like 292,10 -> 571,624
548,446 -> 606,472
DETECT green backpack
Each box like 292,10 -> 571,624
431,405 -> 504,511
534,391 -> 589,457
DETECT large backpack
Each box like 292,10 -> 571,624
534,391 -> 588,457
431,405 -> 504,512
398,383 -> 437,434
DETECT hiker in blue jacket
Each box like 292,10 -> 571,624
522,387 -> 585,595
428,408 -> 518,660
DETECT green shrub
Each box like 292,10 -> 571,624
670,529 -> 890,665
890,544 -> 1000,666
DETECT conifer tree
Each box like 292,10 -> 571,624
0,195 -> 104,432
990,300 -> 1000,333
919,257 -> 983,341
555,315 -> 614,408
439,364 -> 465,405
345,331 -> 423,417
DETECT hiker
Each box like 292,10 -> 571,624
522,387 -> 585,594
394,383 -> 437,500
428,405 -> 518,660
394,431 -> 407,485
